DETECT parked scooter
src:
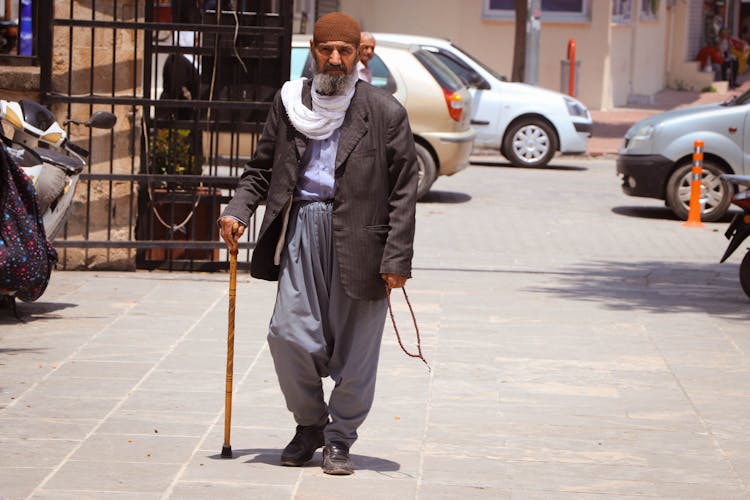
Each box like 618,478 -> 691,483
719,174 -> 750,298
0,100 -> 116,314
0,99 -> 116,240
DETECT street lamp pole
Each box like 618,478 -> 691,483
525,0 -> 541,85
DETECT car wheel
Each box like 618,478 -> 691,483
665,161 -> 733,222
415,142 -> 437,199
740,251 -> 750,299
503,117 -> 557,167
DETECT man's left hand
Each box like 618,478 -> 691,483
382,273 -> 408,289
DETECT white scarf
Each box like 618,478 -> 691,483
280,77 -> 355,140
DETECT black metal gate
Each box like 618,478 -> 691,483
38,0 -> 292,271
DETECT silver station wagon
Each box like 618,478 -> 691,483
616,91 -> 750,222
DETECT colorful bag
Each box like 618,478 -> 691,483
0,144 -> 57,302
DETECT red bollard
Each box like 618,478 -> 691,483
683,140 -> 704,228
567,38 -> 576,97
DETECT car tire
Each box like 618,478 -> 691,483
415,142 -> 437,199
503,117 -> 558,167
740,251 -> 750,299
665,161 -> 733,222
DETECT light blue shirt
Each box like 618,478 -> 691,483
294,129 -> 340,201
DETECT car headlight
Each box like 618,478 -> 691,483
627,124 -> 655,149
563,96 -> 589,119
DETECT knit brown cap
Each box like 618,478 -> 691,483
313,12 -> 361,46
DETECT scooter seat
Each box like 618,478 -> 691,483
32,147 -> 84,175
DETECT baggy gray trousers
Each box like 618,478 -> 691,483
267,201 -> 388,448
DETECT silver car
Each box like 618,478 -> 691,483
616,92 -> 750,222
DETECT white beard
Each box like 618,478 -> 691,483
311,61 -> 359,96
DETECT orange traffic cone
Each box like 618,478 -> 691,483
683,140 -> 704,228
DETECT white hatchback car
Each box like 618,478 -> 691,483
375,33 -> 592,167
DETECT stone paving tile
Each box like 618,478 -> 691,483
1,395 -> 120,420
95,409 -> 213,438
168,482 -> 292,499
118,389 -> 221,415
69,434 -> 201,464
29,376 -> 136,399
0,468 -> 53,500
156,350 -> 258,375
421,454 -> 506,487
46,360 -> 154,381
31,491 -> 161,500
73,344 -> 167,363
220,406 -> 294,431
137,369 -> 227,393
41,460 -> 181,493
295,476 -> 417,500
0,438 -> 78,468
419,483 -> 509,499
0,416 -> 96,440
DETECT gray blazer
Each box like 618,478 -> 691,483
222,80 -> 418,300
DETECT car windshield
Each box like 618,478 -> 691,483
727,87 -> 750,106
290,47 -> 309,80
449,43 -> 507,82
413,49 -> 465,92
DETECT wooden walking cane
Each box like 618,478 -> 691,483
221,224 -> 239,458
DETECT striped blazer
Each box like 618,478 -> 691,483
222,79 -> 418,300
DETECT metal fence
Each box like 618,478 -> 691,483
37,0 -> 292,271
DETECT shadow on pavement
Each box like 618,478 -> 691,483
0,301 -> 78,324
0,347 -> 47,355
208,448 -> 402,472
593,121 -> 632,139
470,159 -> 588,171
526,260 -> 750,317
419,190 -> 471,204
612,205 -> 738,223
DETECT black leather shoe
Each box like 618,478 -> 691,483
280,424 -> 325,466
322,442 -> 353,475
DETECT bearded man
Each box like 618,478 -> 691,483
219,12 -> 418,475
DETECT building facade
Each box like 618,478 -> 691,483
292,0 -> 750,110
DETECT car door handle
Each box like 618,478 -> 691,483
471,120 -> 490,125
729,127 -> 738,133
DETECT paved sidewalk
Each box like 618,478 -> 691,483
3,157 -> 750,499
588,77 -> 750,157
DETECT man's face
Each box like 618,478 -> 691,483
311,40 -> 359,76
359,37 -> 375,65
310,40 -> 359,95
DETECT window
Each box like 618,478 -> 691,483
429,49 -> 491,89
640,0 -> 657,20
413,50 -> 465,93
483,0 -> 590,22
367,54 -> 397,94
612,0 -> 632,23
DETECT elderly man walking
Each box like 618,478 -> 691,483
219,12 -> 418,475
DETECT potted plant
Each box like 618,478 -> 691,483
139,127 -> 220,264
